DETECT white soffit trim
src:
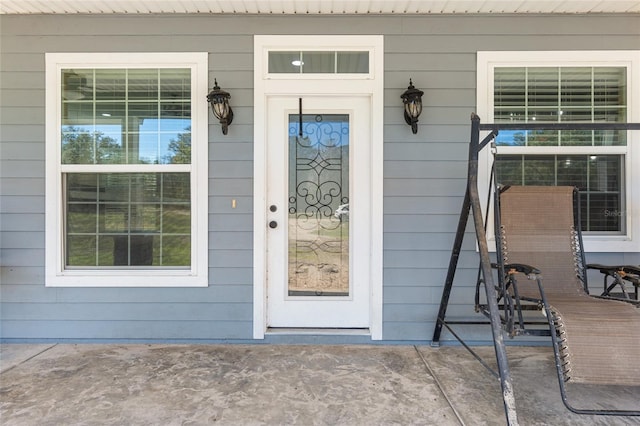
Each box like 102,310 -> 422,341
2,0 -> 640,14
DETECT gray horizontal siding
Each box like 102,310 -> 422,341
1,12 -> 638,342
1,303 -> 253,321
0,320 -> 252,340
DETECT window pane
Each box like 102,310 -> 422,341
97,236 -> 116,266
62,70 -> 93,101
557,155 -> 587,189
62,102 -> 94,126
99,204 -> 128,233
159,131 -> 189,164
65,172 -> 191,268
161,235 -> 191,266
128,69 -> 158,100
587,193 -> 622,232
67,235 -> 96,266
496,154 -> 624,233
269,52 -> 301,73
595,129 -> 626,146
60,68 -> 191,165
527,129 -> 558,146
160,102 -> 191,164
495,68 -> 525,107
269,51 -> 369,74
561,108 -> 592,122
559,129 -> 592,146
62,128 -> 96,164
163,205 -> 191,233
528,108 -> 558,123
67,173 -> 99,202
301,52 -> 335,73
495,108 -> 526,124
495,155 -> 523,183
163,173 -> 191,202
160,102 -> 190,131
561,68 -> 592,107
95,69 -> 126,101
336,51 -> 369,73
495,129 -> 527,146
129,102 -> 158,164
589,155 -> 622,193
67,204 -> 97,233
160,69 -> 191,99
113,235 -> 155,266
523,156 -> 556,185
594,68 -> 626,106
100,173 -> 130,202
528,68 -> 558,107
494,65 -> 627,148
96,103 -> 126,163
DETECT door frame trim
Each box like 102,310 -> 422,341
252,35 -> 384,339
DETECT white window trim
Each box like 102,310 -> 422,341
45,52 -> 209,287
253,35 -> 384,339
477,50 -> 640,252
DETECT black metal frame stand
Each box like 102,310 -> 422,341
431,114 -> 640,424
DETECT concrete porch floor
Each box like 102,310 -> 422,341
1,344 -> 638,425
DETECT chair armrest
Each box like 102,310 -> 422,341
620,265 -> 640,275
587,263 -> 622,275
491,263 -> 541,276
588,264 -> 640,282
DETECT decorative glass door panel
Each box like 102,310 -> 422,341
266,96 -> 370,329
288,114 -> 350,297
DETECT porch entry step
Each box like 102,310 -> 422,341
266,328 -> 370,336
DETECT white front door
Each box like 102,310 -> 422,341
266,95 -> 372,328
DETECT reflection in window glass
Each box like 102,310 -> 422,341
337,51 -> 369,73
95,69 -> 126,101
301,52 -> 335,73
496,154 -> 624,233
65,172 -> 191,267
128,69 -> 158,100
493,65 -> 627,235
61,68 -> 191,165
269,52 -> 301,73
268,50 -> 369,74
494,66 -> 627,147
288,114 -> 350,296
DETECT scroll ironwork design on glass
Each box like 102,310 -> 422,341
288,114 -> 350,296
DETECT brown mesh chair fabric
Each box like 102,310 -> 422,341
499,186 -> 640,386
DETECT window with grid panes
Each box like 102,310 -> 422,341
493,66 -> 627,234
478,51 -> 640,252
46,53 -> 208,287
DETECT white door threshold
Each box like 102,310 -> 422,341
266,328 -> 371,336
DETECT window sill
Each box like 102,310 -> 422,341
45,270 -> 208,287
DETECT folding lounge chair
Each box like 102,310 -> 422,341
496,185 -> 640,402
586,264 -> 640,300
433,114 -> 640,423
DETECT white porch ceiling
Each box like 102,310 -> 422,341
1,0 -> 639,14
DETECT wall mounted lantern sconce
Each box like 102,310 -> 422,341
207,79 -> 234,135
400,79 -> 424,134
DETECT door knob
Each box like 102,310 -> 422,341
269,221 -> 278,229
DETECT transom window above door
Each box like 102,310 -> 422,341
268,51 -> 369,74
